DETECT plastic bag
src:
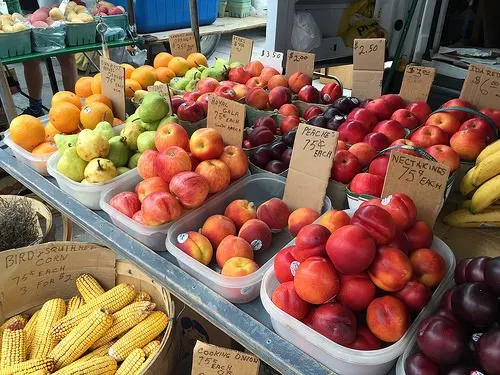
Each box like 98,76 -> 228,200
97,26 -> 126,42
109,45 -> 147,66
31,22 -> 66,53
291,12 -> 322,52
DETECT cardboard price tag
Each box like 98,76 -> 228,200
100,57 -> 126,120
399,65 -> 436,103
230,35 -> 253,64
382,151 -> 450,227
352,70 -> 383,101
283,123 -> 338,212
192,341 -> 260,375
207,95 -> 246,146
285,50 -> 315,78
259,49 -> 284,73
147,84 -> 172,105
460,64 -> 500,110
353,38 -> 386,71
169,32 -> 198,59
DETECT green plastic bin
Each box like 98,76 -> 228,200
227,0 -> 251,17
95,13 -> 128,42
0,29 -> 31,58
31,24 -> 66,53
66,22 -> 97,46
218,0 -> 227,17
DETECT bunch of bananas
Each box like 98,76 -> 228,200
444,139 -> 500,227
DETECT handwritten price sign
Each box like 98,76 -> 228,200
169,32 -> 197,58
259,49 -> 284,73
285,50 -> 315,78
100,57 -> 125,120
461,64 -> 500,110
207,95 -> 246,146
400,65 -> 436,103
230,35 -> 253,64
353,38 -> 385,71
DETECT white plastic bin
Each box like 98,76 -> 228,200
166,174 -> 332,303
260,209 -> 456,375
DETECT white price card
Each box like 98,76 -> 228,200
259,49 -> 284,73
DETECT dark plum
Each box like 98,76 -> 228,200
435,309 -> 458,323
485,257 -> 500,296
282,129 -> 297,147
325,115 -> 346,131
445,364 -> 479,375
405,352 -> 439,375
477,329 -> 500,375
348,96 -> 360,107
455,258 -> 474,284
249,147 -> 272,168
324,106 -> 343,119
441,287 -> 456,311
270,141 -> 287,159
451,283 -> 499,327
265,160 -> 287,174
465,257 -> 490,283
333,96 -> 356,114
281,148 -> 293,167
308,115 -> 328,128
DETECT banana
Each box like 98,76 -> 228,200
460,166 -> 477,196
443,207 -> 500,228
470,174 -> 500,213
472,151 -> 500,186
459,200 -> 500,209
476,139 -> 500,164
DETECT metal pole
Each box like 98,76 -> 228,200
189,0 -> 201,52
126,0 -> 137,37
0,62 -> 17,123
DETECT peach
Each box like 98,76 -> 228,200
280,116 -> 300,134
245,87 -> 269,110
274,246 -> 300,283
224,199 -> 257,229
319,210 -> 350,234
351,205 -> 396,245
259,67 -> 280,82
232,84 -> 248,100
288,208 -> 320,237
154,122 -> 189,152
392,280 -> 431,311
309,303 -> 357,346
246,76 -> 266,89
238,219 -> 272,252
269,87 -> 292,109
154,146 -> 191,183
294,256 -> 339,304
256,198 -> 290,232
450,128 -> 487,161
405,220 -> 433,251
189,128 -> 224,161
135,176 -> 169,202
337,273 -> 376,312
288,71 -> 311,93
137,150 -> 158,180
169,171 -> 209,209
142,191 -> 182,226
279,103 -> 299,118
348,142 -> 377,167
221,256 -> 259,277
349,325 -> 382,350
360,193 -> 417,231
201,214 -> 236,248
216,235 -> 254,268
366,296 -> 409,342
268,74 -> 289,90
245,61 -> 264,77
368,247 -> 413,292
272,281 -> 311,319
195,159 -> 231,194
176,231 -> 213,265
218,145 -> 248,180
409,248 -> 446,288
291,224 -> 330,262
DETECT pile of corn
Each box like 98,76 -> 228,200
0,274 -> 169,375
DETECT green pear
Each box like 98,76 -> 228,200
120,123 -> 144,151
169,76 -> 191,91
117,166 -> 130,175
76,129 -> 110,162
185,67 -> 201,81
137,131 -> 157,153
94,121 -> 114,140
138,92 -> 169,123
81,179 -> 90,184
200,67 -> 225,81
54,134 -> 78,154
57,147 -> 87,182
133,89 -> 148,104
128,152 -> 142,169
197,65 -> 207,73
126,112 -> 140,124
84,158 -> 117,183
107,136 -> 131,167
138,119 -> 159,132
185,78 -> 199,92
159,115 -> 179,126
229,61 -> 244,68
214,58 -> 229,70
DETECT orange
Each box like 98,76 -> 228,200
84,94 -> 113,111
80,102 -> 114,130
130,66 -> 157,89
52,91 -> 82,109
125,79 -> 142,98
44,121 -> 61,142
91,73 -> 102,94
120,63 -> 135,79
155,67 -> 176,84
10,115 -> 46,151
49,102 -> 81,133
74,77 -> 93,98
168,57 -> 189,77
32,141 -> 57,155
153,52 -> 173,68
187,52 -> 208,69
113,117 -> 123,126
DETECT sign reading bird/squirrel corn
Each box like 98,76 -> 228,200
399,65 -> 436,104
100,57 -> 126,120
285,50 -> 315,78
207,95 -> 246,147
460,63 -> 500,110
169,32 -> 198,59
230,35 -> 254,64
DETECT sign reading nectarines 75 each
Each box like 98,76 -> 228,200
207,95 -> 246,147
460,64 -> 500,111
169,32 -> 198,59
230,36 -> 254,64
285,50 -> 315,78
100,57 -> 126,120
283,124 -> 339,212
399,65 -> 436,104
352,38 -> 386,71
382,151 -> 450,227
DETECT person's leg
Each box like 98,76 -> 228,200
22,60 -> 44,116
56,55 -> 78,92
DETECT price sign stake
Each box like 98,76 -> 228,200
100,57 -> 126,120
207,95 -> 246,146
259,49 -> 284,73
285,50 -> 315,78
399,65 -> 436,104
230,35 -> 253,64
283,123 -> 338,212
169,32 -> 198,59
352,38 -> 386,71
382,151 -> 450,227
460,63 -> 500,110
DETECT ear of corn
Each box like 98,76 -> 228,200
76,274 -> 105,303
115,348 -> 145,375
0,315 -> 28,355
0,357 -> 54,375
66,296 -> 84,315
141,340 -> 161,357
30,299 -> 66,360
51,355 -> 117,375
50,283 -> 136,340
71,341 -> 114,365
91,301 -> 155,349
109,311 -> 168,361
133,292 -> 152,303
24,311 -> 39,357
26,370 -> 50,375
1,321 -> 26,369
49,309 -> 114,370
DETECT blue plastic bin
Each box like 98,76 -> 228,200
114,0 -> 218,33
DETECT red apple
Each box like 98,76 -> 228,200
135,176 -> 169,202
449,128 -> 487,161
245,76 -> 266,89
348,142 -> 377,167
228,66 -> 252,84
259,67 -> 280,82
269,86 -> 292,109
220,80 -> 236,88
195,159 -> 231,193
303,106 -> 323,121
183,91 -> 202,102
142,191 -> 182,226
391,108 -> 420,130
442,98 -> 475,123
320,82 -> 342,104
330,150 -> 361,184
424,144 -> 460,172
171,97 -> 185,114
349,173 -> 384,197
214,85 -> 237,100
137,149 -> 158,179
154,146 -> 192,183
369,155 -> 389,177
267,75 -> 289,90
410,125 -> 448,148
338,120 -> 369,144
380,94 -> 405,111
280,116 -> 300,134
279,103 -> 299,118
347,108 -> 378,132
288,71 -> 311,93
245,87 -> 269,110
109,192 -> 141,218
425,112 -> 461,136
196,77 -> 220,94
365,98 -> 393,120
169,171 -> 209,209
177,101 -> 205,123
189,128 -> 224,161
480,108 -> 500,130
196,93 -> 210,114
373,120 -> 406,142
460,118 -> 496,144
297,85 -> 320,103
406,101 -> 432,123
363,132 -> 391,151
155,122 -> 190,152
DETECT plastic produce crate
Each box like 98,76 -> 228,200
166,174 -> 331,303
66,21 -> 97,46
113,0 -> 217,33
227,0 -> 251,17
0,29 -> 31,59
95,14 -> 128,42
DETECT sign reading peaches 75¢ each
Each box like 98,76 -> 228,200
382,150 -> 450,227
283,123 -> 339,212
207,95 -> 246,147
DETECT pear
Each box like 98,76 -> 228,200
214,58 -> 229,71
117,166 -> 130,175
133,89 -> 148,105
128,152 -> 142,169
107,136 -> 131,167
169,77 -> 190,91
81,179 -> 91,184
138,92 -> 169,123
185,79 -> 199,92
138,119 -> 159,132
120,123 -> 144,151
197,65 -> 207,73
76,129 -> 110,162
200,67 -> 225,81
84,158 -> 117,183
137,131 -> 157,153
185,67 -> 201,81
94,121 -> 114,140
57,147 -> 87,182
54,134 -> 78,154
159,115 -> 179,127
229,61 -> 244,68
126,111 -> 140,123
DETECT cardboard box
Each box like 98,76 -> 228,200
319,65 -> 353,89
351,70 -> 383,100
